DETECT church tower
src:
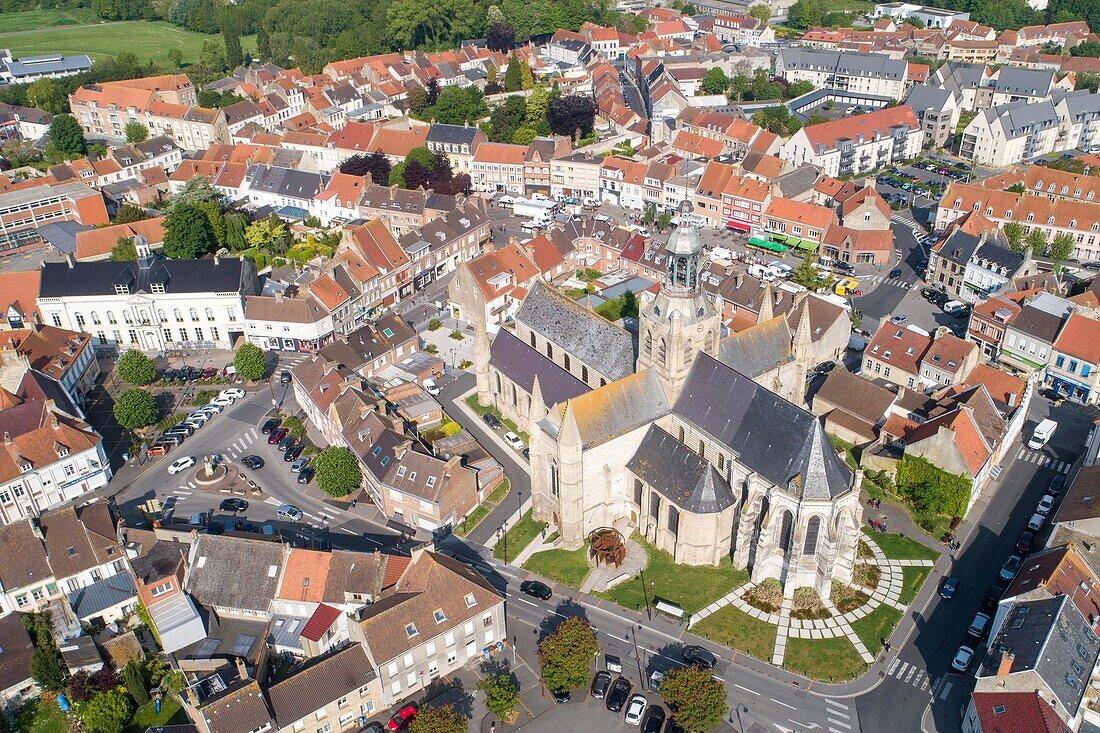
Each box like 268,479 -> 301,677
637,202 -> 721,400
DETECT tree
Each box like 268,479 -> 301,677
83,689 -> 133,733
113,388 -> 158,430
340,151 -> 392,184
751,106 -> 800,136
245,216 -> 290,251
48,114 -> 87,160
478,673 -> 518,719
538,616 -> 598,692
24,613 -> 67,692
1071,40 -> 1100,58
110,237 -> 138,261
896,454 -> 970,517
113,204 -> 150,225
904,16 -> 925,27
121,660 -> 149,706
512,126 -> 537,145
167,48 -> 184,70
682,2 -> 696,13
504,52 -> 522,92
313,446 -> 362,497
233,342 -> 267,381
1049,232 -> 1075,275
1025,228 -> 1049,258
487,22 -> 515,52
525,86 -> 549,128
408,705 -> 467,733
222,11 -> 245,69
164,202 -> 218,259
518,58 -> 534,90
700,67 -> 729,95
424,86 -> 486,125
224,212 -> 248,251
790,252 -> 828,291
787,0 -> 824,28
389,161 -> 408,188
1002,222 -> 1026,253
26,78 -> 65,114
117,349 -> 157,385
748,3 -> 770,22
660,666 -> 727,733
546,94 -> 595,140
787,80 -> 814,98
125,121 -> 149,143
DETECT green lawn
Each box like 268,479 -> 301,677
850,604 -> 902,656
693,605 -> 777,662
453,502 -> 491,537
782,636 -> 867,682
899,566 -> 932,606
0,10 -> 256,66
14,699 -> 69,733
523,546 -> 591,588
594,535 -> 748,617
493,509 -> 546,562
486,478 -> 512,505
464,395 -> 529,443
126,698 -> 187,733
862,528 -> 940,562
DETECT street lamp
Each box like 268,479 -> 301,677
626,624 -> 645,687
732,703 -> 749,733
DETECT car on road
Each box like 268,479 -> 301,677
1049,475 -> 1066,495
220,498 -> 248,513
682,645 -> 717,669
284,445 -> 303,462
504,432 -> 525,450
1037,494 -> 1056,515
387,702 -> 418,731
951,646 -> 974,672
591,671 -> 612,699
624,694 -> 647,725
242,455 -> 264,469
296,467 -> 315,484
888,268 -> 902,279
158,434 -> 185,447
482,413 -> 502,430
168,457 -> 195,475
1000,555 -> 1023,581
220,388 -> 245,400
550,689 -> 570,703
1028,513 -> 1045,532
277,435 -> 295,451
267,428 -> 288,445
606,677 -> 632,712
277,504 -> 304,521
290,458 -> 310,472
261,418 -> 281,434
939,576 -> 959,599
889,314 -> 909,325
279,370 -> 292,384
1016,531 -> 1035,554
520,580 -> 552,600
640,705 -> 666,733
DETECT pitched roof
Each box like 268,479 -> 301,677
39,502 -> 118,579
814,368 -> 895,423
199,680 -> 274,733
187,534 -> 285,613
1053,312 -> 1100,364
488,328 -> 590,408
0,612 -> 34,691
867,323 -> 931,375
556,370 -> 670,449
907,407 -> 990,477
628,425 -> 734,513
39,257 -> 245,297
74,217 -> 166,261
0,271 -> 42,323
969,692 -> 1067,733
966,364 -> 1026,408
800,104 -> 919,151
276,549 -> 332,603
717,316 -> 793,377
265,644 -> 375,726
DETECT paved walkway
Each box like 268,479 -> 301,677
578,536 -> 647,594
688,534 -> 935,666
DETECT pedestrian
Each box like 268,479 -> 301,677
490,723 -> 496,733
884,640 -> 891,652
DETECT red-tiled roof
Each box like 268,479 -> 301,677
1053,312 -> 1100,364
969,692 -> 1067,733
300,603 -> 342,642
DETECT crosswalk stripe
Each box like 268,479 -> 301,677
827,718 -> 849,728
904,667 -> 917,683
921,677 -> 930,691
829,728 -> 847,733
264,497 -> 281,506
887,659 -> 900,675
895,662 -> 909,677
824,700 -> 848,713
1017,448 -> 1026,460
911,670 -> 924,685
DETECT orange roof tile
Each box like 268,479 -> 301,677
278,549 -> 332,603
1053,312 -> 1100,364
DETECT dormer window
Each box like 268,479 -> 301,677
56,445 -> 69,458
1048,216 -> 1056,225
1071,219 -> 1077,228
433,609 -> 446,623
405,623 -> 418,638
150,283 -> 165,294
20,462 -> 31,473
114,284 -> 130,295
464,593 -> 477,608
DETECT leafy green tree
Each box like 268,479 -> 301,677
749,3 -> 770,21
167,48 -> 184,70
408,84 -> 429,116
751,106 -> 800,136
895,454 -> 970,517
518,58 -> 534,90
477,673 -> 518,719
117,349 -> 157,385
538,616 -> 598,692
113,388 -> 158,429
111,237 -> 138,262
787,80 -> 814,98
511,126 -> 537,145
504,52 -> 522,92
312,446 -> 362,497
1025,228 -> 1048,257
245,216 -> 290,251
125,121 -> 149,143
389,161 -> 408,188
700,67 -> 729,95
224,212 -> 248,251
173,176 -> 222,205
408,705 -> 467,733
23,614 -> 67,691
113,204 -> 150,225
121,660 -> 149,706
660,666 -> 727,733
26,78 -> 65,114
1002,222 -> 1026,253
790,253 -> 828,290
1071,40 -> 1100,58
164,202 -> 218,259
787,0 -> 824,29
222,10 -> 245,68
48,114 -> 87,160
1049,232 -> 1075,276
525,86 -> 549,129
423,86 -> 486,125
904,16 -> 925,27
233,342 -> 267,381
83,689 -> 133,733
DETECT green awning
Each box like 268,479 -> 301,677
791,238 -> 819,252
748,237 -> 787,253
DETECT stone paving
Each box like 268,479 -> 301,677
688,534 -> 935,666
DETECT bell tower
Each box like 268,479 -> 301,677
636,202 -> 721,400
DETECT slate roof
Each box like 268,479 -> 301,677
554,370 -> 670,449
130,540 -> 187,584
186,535 -> 285,613
717,316 -> 793,378
814,368 -> 895,422
265,644 -> 375,726
674,354 -> 853,499
1008,304 -> 1066,344
0,611 -> 34,692
516,281 -> 635,381
904,83 -> 955,114
39,257 -> 246,297
67,572 -> 137,619
628,426 -> 734,513
489,328 -> 590,407
425,123 -> 482,147
779,48 -> 907,81
199,680 -> 274,733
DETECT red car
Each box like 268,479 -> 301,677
267,428 -> 288,445
387,703 -> 418,731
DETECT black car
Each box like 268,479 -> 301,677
483,413 -> 502,430
297,467 -> 315,484
641,706 -> 667,733
663,720 -> 686,733
888,268 -> 902,279
361,724 -> 385,733
520,580 -> 552,600
1016,531 -> 1035,554
940,576 -> 959,599
605,677 -> 631,712
591,671 -> 612,699
242,455 -> 264,469
813,361 -> 836,375
261,418 -> 281,435
682,645 -> 717,669
983,582 -> 1006,610
277,435 -> 296,451
1050,475 -> 1066,495
284,445 -> 303,462
834,261 -> 855,274
279,370 -> 291,384
219,498 -> 248,513
550,689 -> 570,703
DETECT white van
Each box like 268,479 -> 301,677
967,612 -> 990,638
1028,418 -> 1058,450
521,220 -> 544,233
943,300 -> 967,315
748,263 -> 777,282
424,378 -> 440,396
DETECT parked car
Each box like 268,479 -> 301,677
550,689 -> 570,703
504,432 -> 525,450
951,646 -> 974,672
168,456 -> 196,475
1037,494 -> 1055,516
284,445 -> 303,462
220,498 -> 248,513
242,455 -> 264,469
387,702 -> 418,731
591,671 -> 612,699
1000,555 -> 1023,581
1049,475 -> 1066,495
279,370 -> 292,384
277,435 -> 296,451
296,467 -> 315,484
682,645 -> 717,669
968,612 -> 991,638
624,694 -> 647,726
483,412 -> 502,430
520,580 -> 552,600
606,677 -> 632,712
277,504 -> 303,521
939,577 -> 959,599
220,388 -> 245,400
290,458 -> 310,472
211,395 -> 235,407
889,314 -> 909,325
158,434 -> 184,447
186,411 -> 210,424
640,706 -> 666,733
268,428 -> 288,445
261,418 -> 281,434
1028,513 -> 1045,532
983,582 -> 1006,610
165,424 -> 193,437
147,443 -> 170,457
1016,531 -> 1035,554
196,402 -> 223,414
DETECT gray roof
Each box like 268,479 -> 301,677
3,53 -> 92,80
39,256 -> 249,297
987,99 -> 1059,138
674,354 -> 853,499
516,281 -> 635,381
904,84 -> 954,114
932,62 -> 986,94
779,48 -> 906,81
1007,304 -> 1066,344
37,220 -> 93,255
67,572 -> 136,619
718,317 -> 793,378
246,165 -> 329,200
993,67 -> 1054,97
0,612 -> 34,691
548,369 -> 670,449
773,165 -> 822,199
1054,89 -> 1100,119
186,535 -> 285,613
628,425 -> 735,513
426,123 -> 482,147
489,327 -> 591,407
265,644 -> 376,727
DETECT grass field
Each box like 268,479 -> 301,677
899,566 -> 932,606
492,509 -> 546,562
523,546 -> 591,588
0,9 -> 256,67
783,636 -> 867,682
851,604 -> 903,656
863,527 -> 941,562
693,605 -> 778,662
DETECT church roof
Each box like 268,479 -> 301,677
717,316 -> 793,378
627,425 -> 735,513
674,354 -> 853,500
559,370 -> 669,448
516,281 -> 635,381
488,328 -> 590,407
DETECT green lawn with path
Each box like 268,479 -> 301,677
863,527 -> 940,561
523,546 -> 591,588
453,502 -> 490,537
899,566 -> 932,605
493,509 -> 546,561
693,605 -> 777,662
14,700 -> 69,733
782,636 -> 867,682
851,604 -> 903,655
593,535 -> 747,617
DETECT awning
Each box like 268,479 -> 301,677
791,238 -> 819,252
748,236 -> 787,253
725,219 -> 751,232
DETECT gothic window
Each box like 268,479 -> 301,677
718,453 -> 725,470
779,510 -> 794,552
684,338 -> 694,363
529,332 -> 536,349
550,464 -> 559,496
658,338 -> 667,366
564,354 -> 571,371
581,365 -> 589,383
633,479 -> 643,506
698,440 -> 705,459
678,426 -> 685,443
803,516 -> 820,555
495,372 -> 501,393
511,384 -> 517,406
546,342 -> 553,360
649,492 -> 661,520
644,330 -> 653,357
667,505 -> 679,537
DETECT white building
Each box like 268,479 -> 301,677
781,105 -> 923,178
244,293 -> 334,353
775,49 -> 910,100
959,99 -> 1061,167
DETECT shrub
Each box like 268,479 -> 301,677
895,455 -> 970,517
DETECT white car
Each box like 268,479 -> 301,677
503,432 -> 525,451
196,403 -> 222,414
167,456 -> 196,475
624,694 -> 647,726
219,388 -> 245,400
1037,494 -> 1055,516
211,395 -> 235,407
1028,513 -> 1045,532
951,646 -> 974,672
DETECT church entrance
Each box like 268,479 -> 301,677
747,496 -> 769,572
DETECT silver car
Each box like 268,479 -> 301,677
277,504 -> 303,521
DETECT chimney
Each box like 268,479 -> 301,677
234,655 -> 249,680
274,290 -> 284,303
996,651 -> 1014,678
3,432 -> 11,445
735,272 -> 743,288
773,290 -> 781,305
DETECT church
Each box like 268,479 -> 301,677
472,221 -> 863,598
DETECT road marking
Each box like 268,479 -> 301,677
824,705 -> 849,719
939,681 -> 953,700
264,497 -> 281,505
904,667 -> 917,683
771,699 -> 795,710
338,527 -> 357,535
829,727 -> 847,733
894,661 -> 909,678
515,597 -> 538,608
362,536 -> 382,545
886,658 -> 900,675
733,684 -> 760,695
827,717 -> 849,727
1017,448 -> 1026,460
605,633 -> 628,643
921,677 -> 930,691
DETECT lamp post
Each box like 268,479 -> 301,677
640,569 -> 652,620
732,703 -> 749,733
627,624 -> 644,687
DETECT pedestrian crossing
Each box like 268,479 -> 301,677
172,481 -> 195,498
1015,448 -> 1072,473
885,658 -> 936,693
225,427 -> 260,460
822,698 -> 855,733
865,275 -> 915,290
